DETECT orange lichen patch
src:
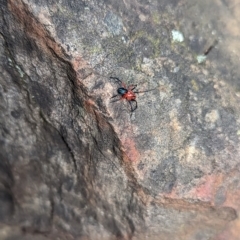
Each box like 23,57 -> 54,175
122,137 -> 140,162
188,174 -> 224,203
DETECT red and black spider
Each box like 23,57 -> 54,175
110,77 -> 155,113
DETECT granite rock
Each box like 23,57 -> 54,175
0,0 -> 240,239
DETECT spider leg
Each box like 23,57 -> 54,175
134,88 -> 156,94
128,101 -> 133,112
128,84 -> 137,91
110,77 -> 126,88
110,77 -> 122,85
110,97 -> 122,103
128,100 -> 137,112
111,94 -> 119,99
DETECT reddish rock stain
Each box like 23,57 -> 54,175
123,137 -> 140,162
214,219 -> 240,240
188,174 -> 224,203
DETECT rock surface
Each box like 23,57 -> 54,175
0,0 -> 240,239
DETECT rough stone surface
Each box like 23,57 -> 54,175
0,0 -> 240,239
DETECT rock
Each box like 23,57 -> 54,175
0,0 -> 240,239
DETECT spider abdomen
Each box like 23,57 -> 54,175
117,87 -> 128,95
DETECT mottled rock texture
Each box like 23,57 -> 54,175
0,0 -> 240,239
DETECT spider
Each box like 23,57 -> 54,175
110,77 -> 155,113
